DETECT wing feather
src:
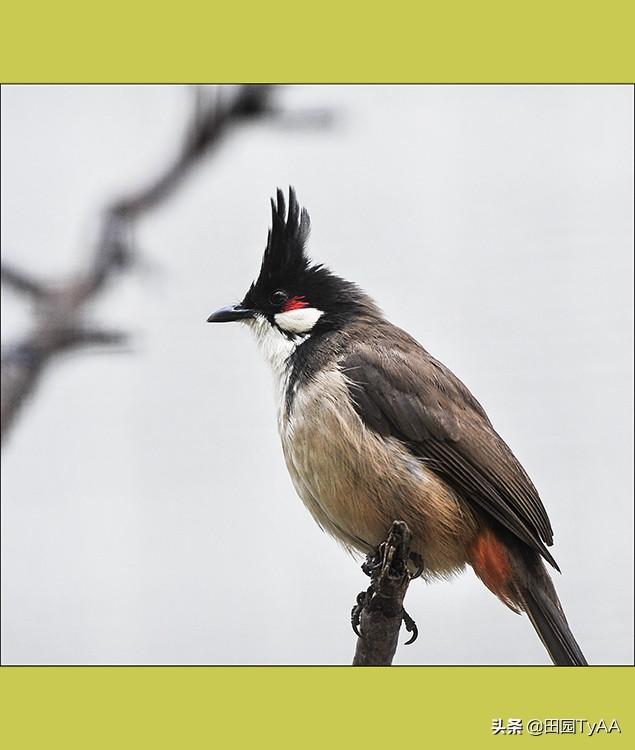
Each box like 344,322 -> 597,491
341,338 -> 558,569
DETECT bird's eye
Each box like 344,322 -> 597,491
269,289 -> 288,307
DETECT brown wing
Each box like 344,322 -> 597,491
340,333 -> 558,569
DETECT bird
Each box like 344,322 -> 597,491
207,187 -> 587,666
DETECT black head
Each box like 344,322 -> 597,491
208,187 -> 378,336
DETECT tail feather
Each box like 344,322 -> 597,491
468,527 -> 587,665
517,582 -> 588,666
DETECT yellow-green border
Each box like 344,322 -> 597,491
1,667 -> 633,747
0,0 -> 634,82
1,1 -> 634,748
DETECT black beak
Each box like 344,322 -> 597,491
206,304 -> 256,323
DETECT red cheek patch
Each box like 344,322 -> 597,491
282,296 -> 310,312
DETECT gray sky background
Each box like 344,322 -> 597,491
1,85 -> 633,665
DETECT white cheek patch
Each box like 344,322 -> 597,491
274,307 -> 324,335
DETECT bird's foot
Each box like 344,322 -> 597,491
351,522 -> 420,645
351,589 -> 419,645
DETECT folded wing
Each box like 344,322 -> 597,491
340,336 -> 558,569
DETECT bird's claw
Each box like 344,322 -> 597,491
352,592 -> 419,644
408,551 -> 424,580
351,588 -> 370,637
402,607 -> 418,645
361,546 -> 384,577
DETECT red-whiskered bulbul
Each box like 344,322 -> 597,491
208,188 -> 587,666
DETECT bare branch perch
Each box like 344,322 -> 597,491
1,262 -> 48,299
352,521 -> 418,666
1,86 -> 273,442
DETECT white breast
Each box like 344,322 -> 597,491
278,367 -> 477,577
244,314 -> 305,417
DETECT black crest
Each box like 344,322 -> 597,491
256,187 -> 311,284
242,187 -> 380,324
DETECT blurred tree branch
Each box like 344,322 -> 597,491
352,521 -> 419,666
1,85 -> 277,442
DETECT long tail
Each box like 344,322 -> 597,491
469,528 -> 587,666
515,575 -> 587,666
